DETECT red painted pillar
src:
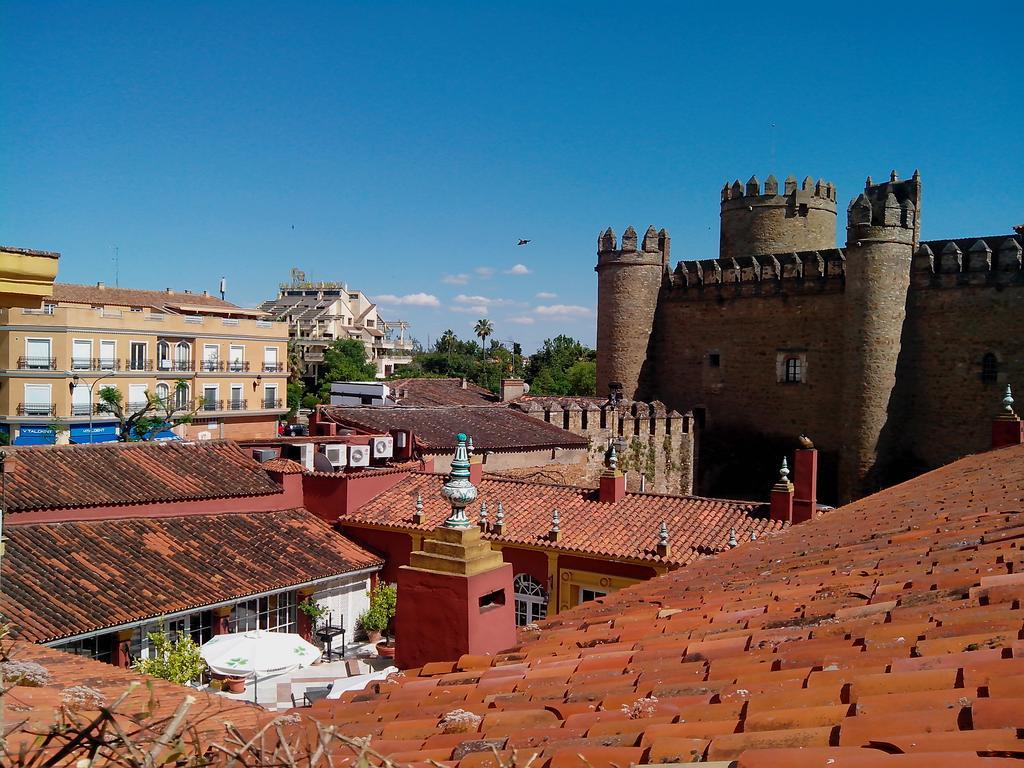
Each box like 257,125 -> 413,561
297,589 -> 315,642
212,606 -> 232,636
111,629 -> 134,668
792,448 -> 817,524
770,458 -> 794,523
992,386 -> 1023,449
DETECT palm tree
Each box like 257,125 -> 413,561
440,329 -> 456,371
474,319 -> 494,358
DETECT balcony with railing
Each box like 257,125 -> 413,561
199,360 -> 224,372
72,358 -> 122,372
227,399 -> 248,411
70,402 -> 107,416
262,398 -> 283,410
18,356 -> 57,370
18,403 -> 55,416
202,399 -> 224,412
262,362 -> 285,373
226,360 -> 250,373
125,358 -> 154,372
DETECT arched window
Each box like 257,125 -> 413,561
155,383 -> 170,404
784,357 -> 802,383
156,341 -> 170,369
174,382 -> 190,410
981,353 -> 998,385
513,574 -> 548,627
175,341 -> 191,371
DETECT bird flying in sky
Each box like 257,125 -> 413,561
517,239 -> 531,246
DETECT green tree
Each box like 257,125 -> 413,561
287,379 -> 305,416
132,625 -> 206,685
97,380 -> 200,441
525,335 -> 597,395
474,319 -> 494,358
318,338 -> 377,399
565,360 -> 597,396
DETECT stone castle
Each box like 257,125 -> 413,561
596,171 -> 1023,502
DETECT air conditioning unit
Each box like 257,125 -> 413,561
252,449 -> 276,462
296,443 -> 314,472
325,444 -> 347,469
395,431 -> 408,449
372,435 -> 394,458
349,445 -> 370,467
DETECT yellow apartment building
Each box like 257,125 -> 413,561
0,281 -> 289,445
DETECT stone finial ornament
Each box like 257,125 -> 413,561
779,457 -> 790,483
728,529 -> 739,548
658,521 -> 669,547
750,530 -> 758,541
413,491 -> 424,523
1003,384 -> 1015,416
466,436 -> 474,455
551,509 -> 560,536
607,443 -> 618,472
479,500 -> 488,528
441,433 -> 476,529
495,501 -> 505,525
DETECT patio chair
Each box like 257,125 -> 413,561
302,685 -> 331,706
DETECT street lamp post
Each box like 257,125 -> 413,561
67,371 -> 116,444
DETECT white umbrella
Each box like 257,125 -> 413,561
201,630 -> 321,677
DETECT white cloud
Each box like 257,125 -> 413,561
441,273 -> 470,285
375,292 -> 440,308
452,304 -> 489,314
504,263 -> 531,275
453,294 -> 523,307
508,315 -> 536,325
534,304 -> 593,318
474,266 -> 495,278
535,291 -> 557,299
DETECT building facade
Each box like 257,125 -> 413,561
596,171 -> 1023,502
259,275 -> 413,380
0,282 -> 290,444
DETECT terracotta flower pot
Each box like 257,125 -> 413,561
224,676 -> 246,694
367,630 -> 383,644
376,641 -> 396,659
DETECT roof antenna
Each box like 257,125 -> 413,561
219,277 -> 227,301
113,246 -> 119,287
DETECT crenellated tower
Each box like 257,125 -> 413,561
595,225 -> 669,400
719,174 -> 838,259
839,170 -> 921,501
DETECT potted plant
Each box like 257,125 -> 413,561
358,583 -> 396,647
299,597 -> 329,626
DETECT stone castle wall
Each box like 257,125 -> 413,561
596,170 -> 1024,502
514,399 -> 694,496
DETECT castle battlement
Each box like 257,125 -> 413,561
666,249 -> 846,298
721,174 -> 837,204
911,235 -> 1024,289
596,225 -> 669,268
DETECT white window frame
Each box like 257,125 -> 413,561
71,338 -> 93,371
155,382 -> 170,403
128,340 -> 148,372
579,588 -> 607,605
775,350 -> 808,385
174,382 -> 191,410
202,344 -> 220,372
24,337 -> 53,370
156,340 -> 171,370
513,574 -> 548,627
23,383 -> 52,416
175,341 -> 192,371
71,383 -> 91,416
202,384 -> 219,412
229,591 -> 297,634
228,344 -> 245,373
263,384 -> 279,409
263,346 -> 279,372
229,383 -> 244,410
128,384 -> 148,413
99,340 -> 117,371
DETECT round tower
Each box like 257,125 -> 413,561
839,170 -> 921,502
720,174 -> 837,259
595,225 -> 668,400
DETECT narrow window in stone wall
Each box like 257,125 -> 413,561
708,353 -> 721,368
784,357 -> 802,383
581,409 -> 588,430
981,353 -> 998,385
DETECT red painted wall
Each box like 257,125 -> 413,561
500,547 -> 549,587
303,470 -> 410,522
395,562 -> 515,669
340,526 -> 413,584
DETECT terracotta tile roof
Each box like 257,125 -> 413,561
2,640 -> 269,760
50,281 -> 248,311
392,378 -> 500,406
261,457 -> 307,474
320,406 -> 588,453
1,508 -> 382,642
345,473 -> 780,566
2,440 -> 282,514
306,444 -> 1024,765
1,244 -> 61,258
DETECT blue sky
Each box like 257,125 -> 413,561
2,2 -> 1021,352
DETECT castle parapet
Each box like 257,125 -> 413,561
911,235 -> 1024,289
596,225 -> 670,269
667,249 -> 846,300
